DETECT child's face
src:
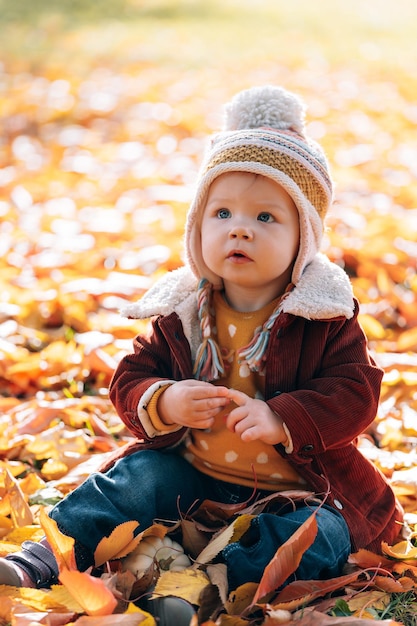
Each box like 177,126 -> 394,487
201,171 -> 300,310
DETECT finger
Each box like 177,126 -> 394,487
224,388 -> 249,406
225,407 -> 246,432
193,397 -> 230,414
240,426 -> 258,442
191,386 -> 230,401
191,416 -> 215,430
216,400 -> 239,419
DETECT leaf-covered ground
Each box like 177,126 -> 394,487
0,1 -> 416,623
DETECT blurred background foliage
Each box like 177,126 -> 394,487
0,1 -> 417,620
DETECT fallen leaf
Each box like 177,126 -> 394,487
381,539 -> 417,562
94,520 -> 140,566
58,568 -> 118,616
39,507 -> 77,571
252,510 -> 318,604
153,568 -> 210,606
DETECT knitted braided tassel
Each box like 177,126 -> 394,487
193,279 -> 225,381
237,286 -> 293,372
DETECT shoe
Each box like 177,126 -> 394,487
0,558 -> 26,587
144,596 -> 196,626
0,540 -> 58,588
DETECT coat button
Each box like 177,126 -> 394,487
302,444 -> 314,452
334,499 -> 343,510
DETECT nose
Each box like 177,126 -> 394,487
229,224 -> 253,240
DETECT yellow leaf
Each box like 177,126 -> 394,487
2,466 -> 34,527
397,326 -> 417,351
153,568 -> 210,606
196,517 -> 242,566
40,458 -> 69,481
348,590 -> 390,612
358,314 -> 386,340
5,525 -> 44,545
225,582 -> 258,615
94,521 -> 167,566
0,516 -> 14,538
94,520 -> 140,566
47,583 -> 85,612
18,586 -> 70,611
39,507 -> 77,571
231,514 -> 256,543
381,539 -> 417,562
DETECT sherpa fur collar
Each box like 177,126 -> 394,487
121,253 -> 354,324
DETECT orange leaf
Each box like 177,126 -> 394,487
373,574 -> 407,592
348,549 -> 395,570
59,567 -> 117,616
39,507 -> 77,571
94,520 -> 140,566
252,510 -> 318,604
271,570 -> 365,611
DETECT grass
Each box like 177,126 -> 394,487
2,0 -> 417,73
331,593 -> 417,625
379,592 -> 417,624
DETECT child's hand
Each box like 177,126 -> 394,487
223,389 -> 287,445
158,380 -> 230,429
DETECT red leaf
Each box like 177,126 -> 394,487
252,510 -> 318,604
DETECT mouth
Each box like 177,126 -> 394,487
227,250 -> 252,263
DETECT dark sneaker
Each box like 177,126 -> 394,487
0,558 -> 27,587
144,596 -> 196,625
0,541 -> 58,588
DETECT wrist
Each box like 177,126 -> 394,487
157,388 -> 175,425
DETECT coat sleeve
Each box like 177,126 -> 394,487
109,314 -> 192,446
269,302 -> 384,461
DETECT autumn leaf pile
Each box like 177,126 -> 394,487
0,1 -> 417,624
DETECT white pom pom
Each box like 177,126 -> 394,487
224,85 -> 305,135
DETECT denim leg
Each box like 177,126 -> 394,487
222,505 -> 351,590
49,450 -> 210,567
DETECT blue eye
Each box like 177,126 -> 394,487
217,209 -> 231,219
258,212 -> 273,223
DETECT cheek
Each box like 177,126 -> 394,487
200,227 -> 213,260
201,221 -> 219,248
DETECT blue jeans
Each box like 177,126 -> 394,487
49,449 -> 351,587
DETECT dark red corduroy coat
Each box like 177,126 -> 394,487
108,308 -> 403,554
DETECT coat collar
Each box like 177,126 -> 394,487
121,253 -> 354,322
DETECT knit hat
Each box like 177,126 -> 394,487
185,85 -> 333,288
